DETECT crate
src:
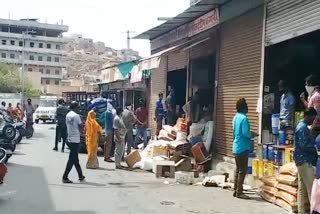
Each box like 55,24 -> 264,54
125,150 -> 141,168
153,161 -> 175,178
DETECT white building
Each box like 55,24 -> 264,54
0,18 -> 68,90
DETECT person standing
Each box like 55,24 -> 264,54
62,102 -> 85,183
113,108 -> 126,169
301,75 -> 320,136
6,103 -> 14,116
122,102 -> 135,155
232,98 -> 252,199
54,99 -> 69,152
166,89 -> 176,126
0,102 -> 6,114
25,98 -> 35,133
183,92 -> 201,126
14,103 -> 24,121
134,99 -> 148,149
85,110 -> 102,169
294,107 -> 318,214
155,93 -> 165,137
278,80 -> 295,129
104,102 -> 115,163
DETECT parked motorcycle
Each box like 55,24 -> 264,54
0,148 -> 7,184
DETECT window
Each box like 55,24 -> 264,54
47,44 -> 51,49
47,56 -> 51,62
2,40 -> 6,45
55,70 -> 60,75
54,80 -> 59,85
19,41 -> 23,47
10,53 -> 15,59
56,44 -> 60,50
46,69 -> 50,74
54,57 -> 59,62
1,53 -> 6,58
29,55 -> 34,60
45,80 -> 50,85
30,42 -> 34,48
39,43 -> 43,48
10,40 -> 15,45
38,56 -> 43,61
39,68 -> 44,73
28,68 -> 32,72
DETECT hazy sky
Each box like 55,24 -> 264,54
0,0 -> 190,56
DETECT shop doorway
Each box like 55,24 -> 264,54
263,30 -> 320,129
167,69 -> 187,113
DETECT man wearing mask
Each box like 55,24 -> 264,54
294,107 -> 318,214
155,93 -> 165,137
301,75 -> 320,136
166,88 -> 176,126
54,99 -> 69,152
279,80 -> 295,129
122,102 -> 135,155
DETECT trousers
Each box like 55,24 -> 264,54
298,163 -> 315,214
234,152 -> 249,195
55,123 -> 67,150
63,143 -> 83,179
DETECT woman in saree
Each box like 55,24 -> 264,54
85,110 -> 102,169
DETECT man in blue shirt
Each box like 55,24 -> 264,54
279,80 -> 295,129
232,98 -> 252,199
155,93 -> 165,137
294,107 -> 318,214
104,102 -> 115,163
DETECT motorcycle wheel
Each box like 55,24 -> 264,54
2,125 -> 16,141
26,127 -> 34,139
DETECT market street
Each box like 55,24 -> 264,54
0,123 -> 286,214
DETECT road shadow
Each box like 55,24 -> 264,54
0,163 -> 97,214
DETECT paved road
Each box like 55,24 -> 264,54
0,124 -> 287,214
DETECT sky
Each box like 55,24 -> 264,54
0,0 -> 190,56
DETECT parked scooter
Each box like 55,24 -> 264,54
0,148 -> 7,184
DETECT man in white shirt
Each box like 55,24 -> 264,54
62,102 -> 85,183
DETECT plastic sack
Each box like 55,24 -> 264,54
277,174 -> 298,186
279,163 -> 298,176
260,191 -> 276,203
311,179 -> 320,213
176,132 -> 187,141
261,184 -> 277,196
261,176 -> 278,187
276,190 -> 297,206
203,121 -> 214,152
189,122 -> 206,137
276,183 -> 297,196
140,158 -> 153,171
275,198 -> 297,213
132,161 -> 142,169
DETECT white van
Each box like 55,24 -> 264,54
34,96 -> 57,123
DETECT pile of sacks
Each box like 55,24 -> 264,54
260,163 -> 305,213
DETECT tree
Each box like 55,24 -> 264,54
0,63 -> 42,96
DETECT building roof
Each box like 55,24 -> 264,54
134,0 -> 228,40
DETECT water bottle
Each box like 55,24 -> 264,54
315,135 -> 320,178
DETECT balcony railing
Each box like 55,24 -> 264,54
0,44 -> 66,56
0,32 -> 67,43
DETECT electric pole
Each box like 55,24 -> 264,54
122,30 -> 135,50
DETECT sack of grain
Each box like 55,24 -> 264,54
276,183 -> 297,196
277,174 -> 298,186
276,190 -> 297,207
260,191 -> 276,203
261,184 -> 278,196
279,162 -> 298,176
261,176 -> 278,187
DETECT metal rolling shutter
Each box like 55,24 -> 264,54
266,0 -> 320,46
168,50 -> 187,71
148,57 -> 167,135
216,7 -> 263,156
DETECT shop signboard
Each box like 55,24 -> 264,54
151,8 -> 219,51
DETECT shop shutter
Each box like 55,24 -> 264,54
148,57 -> 167,135
216,7 -> 263,156
167,50 -> 187,72
266,0 -> 320,46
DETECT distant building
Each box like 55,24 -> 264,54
0,18 -> 68,90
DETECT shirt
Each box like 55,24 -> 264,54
294,120 -> 317,166
280,92 -> 295,125
155,100 -> 165,120
105,110 -> 114,134
232,112 -> 252,155
25,104 -> 35,118
122,109 -> 135,130
308,89 -> 320,130
135,107 -> 147,127
56,105 -> 69,125
113,115 -> 125,130
66,111 -> 82,143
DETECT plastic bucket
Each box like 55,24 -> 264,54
271,114 -> 280,134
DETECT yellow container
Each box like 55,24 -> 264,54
258,160 -> 264,178
267,162 -> 274,177
252,159 -> 259,177
285,148 -> 294,164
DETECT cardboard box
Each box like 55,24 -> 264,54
125,150 -> 141,168
191,142 -> 209,163
153,160 -> 175,178
151,145 -> 169,157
